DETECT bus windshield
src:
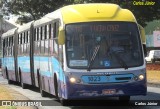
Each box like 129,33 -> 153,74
65,22 -> 143,69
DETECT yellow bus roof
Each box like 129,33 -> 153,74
60,3 -> 137,24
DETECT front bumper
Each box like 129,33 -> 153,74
65,79 -> 147,99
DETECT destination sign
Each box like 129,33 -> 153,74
90,25 -> 119,32
72,24 -> 120,33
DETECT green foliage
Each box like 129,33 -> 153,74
1,0 -> 160,26
2,0 -> 75,23
145,20 -> 160,34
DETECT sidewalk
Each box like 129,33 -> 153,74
0,74 -> 38,109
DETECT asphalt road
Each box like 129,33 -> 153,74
0,72 -> 160,109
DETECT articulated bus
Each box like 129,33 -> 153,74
1,3 -> 146,105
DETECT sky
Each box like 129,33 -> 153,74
7,15 -> 20,27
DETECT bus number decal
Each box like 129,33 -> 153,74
88,76 -> 101,82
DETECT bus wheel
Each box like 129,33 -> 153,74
60,98 -> 68,106
54,76 -> 58,98
21,83 -> 27,89
119,96 -> 130,102
40,84 -> 47,97
8,80 -> 12,84
38,74 -> 47,97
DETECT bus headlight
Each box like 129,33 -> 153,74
139,74 -> 144,80
70,77 -> 76,83
69,77 -> 81,83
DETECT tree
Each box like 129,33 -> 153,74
1,0 -> 160,26
2,0 -> 75,24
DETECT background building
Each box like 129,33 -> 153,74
145,20 -> 160,51
0,18 -> 17,56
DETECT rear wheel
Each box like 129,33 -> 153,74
8,80 -> 13,84
40,84 -> 47,97
21,81 -> 27,89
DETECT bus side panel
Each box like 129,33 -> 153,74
4,57 -> 16,81
2,57 -> 7,79
40,56 -> 50,93
35,56 -> 55,94
8,57 -> 16,81
51,57 -> 66,98
34,56 -> 40,87
39,57 -> 61,96
59,71 -> 67,99
41,72 -> 52,94
36,56 -> 66,97
18,56 -> 32,85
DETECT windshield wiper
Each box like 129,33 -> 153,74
87,45 -> 100,71
110,51 -> 128,70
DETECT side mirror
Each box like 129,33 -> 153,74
138,24 -> 147,57
143,44 -> 147,57
58,27 -> 65,45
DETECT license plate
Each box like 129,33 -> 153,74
102,89 -> 116,94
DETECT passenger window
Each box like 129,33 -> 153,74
26,31 -> 28,43
20,33 -> 23,44
28,31 -> 30,43
53,23 -> 56,38
40,27 -> 43,40
24,32 -> 26,43
34,29 -> 36,41
49,24 -> 51,39
44,25 -> 47,39
37,28 -> 39,41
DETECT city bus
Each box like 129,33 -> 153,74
1,3 -> 147,105
1,28 -> 18,83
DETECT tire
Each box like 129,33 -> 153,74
21,82 -> 27,89
40,86 -> 47,97
54,76 -> 58,98
8,80 -> 13,84
119,96 -> 130,102
60,98 -> 68,106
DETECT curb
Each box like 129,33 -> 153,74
147,82 -> 160,88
